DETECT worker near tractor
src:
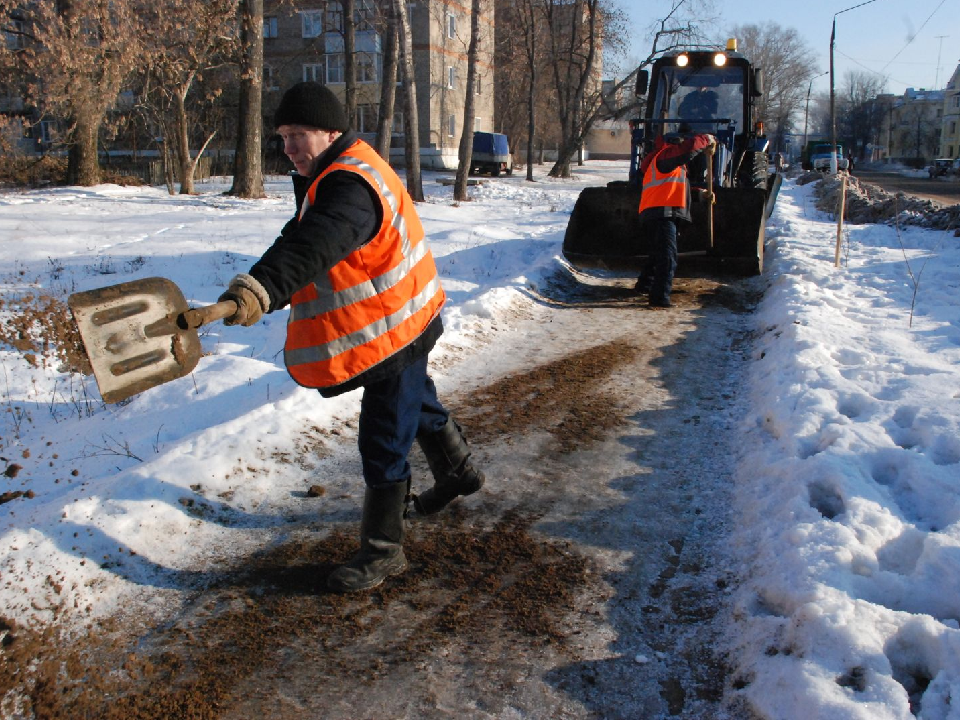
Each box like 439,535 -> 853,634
634,126 -> 716,307
217,82 -> 485,593
678,87 -> 719,132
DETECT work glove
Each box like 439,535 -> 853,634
691,134 -> 716,154
218,273 -> 270,327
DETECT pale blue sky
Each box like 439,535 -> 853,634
621,0 -> 960,96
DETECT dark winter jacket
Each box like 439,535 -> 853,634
638,133 -> 713,225
249,130 -> 443,397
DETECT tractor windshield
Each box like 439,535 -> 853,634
652,64 -> 746,134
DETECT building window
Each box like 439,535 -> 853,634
263,16 -> 278,39
326,53 -> 344,84
357,104 -> 378,133
38,120 -> 54,146
356,0 -> 376,31
4,18 -> 24,50
447,13 -> 456,39
475,74 -> 481,95
326,2 -> 343,32
951,121 -> 958,134
474,116 -> 481,131
303,62 -> 324,83
264,65 -> 280,90
302,10 -> 323,38
448,114 -> 456,137
357,52 -> 379,83
448,66 -> 455,89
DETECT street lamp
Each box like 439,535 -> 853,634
830,0 -> 879,174
803,71 -> 830,159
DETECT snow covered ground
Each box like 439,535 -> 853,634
0,162 -> 958,718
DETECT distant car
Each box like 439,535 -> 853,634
929,158 -> 954,178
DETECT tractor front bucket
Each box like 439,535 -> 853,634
562,183 -> 769,276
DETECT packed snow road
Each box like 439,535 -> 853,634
12,265 -> 761,719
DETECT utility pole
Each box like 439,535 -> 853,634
935,35 -> 948,89
803,71 -> 829,165
830,18 -> 837,174
830,0 -> 879,175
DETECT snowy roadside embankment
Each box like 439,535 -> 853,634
727,179 -> 960,719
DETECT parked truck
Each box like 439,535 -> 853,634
562,39 -> 781,275
470,132 -> 512,176
802,141 -> 849,172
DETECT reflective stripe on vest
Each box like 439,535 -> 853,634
638,148 -> 688,214
284,139 -> 446,389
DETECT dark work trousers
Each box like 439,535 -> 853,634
646,217 -> 679,305
357,354 -> 449,488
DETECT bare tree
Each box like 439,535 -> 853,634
542,0 -> 600,178
838,70 -> 887,161
140,0 -> 236,195
374,0 -> 399,159
453,0 -> 483,201
0,0 -> 139,185
394,0 -> 423,200
229,0 -> 265,199
343,0 -> 358,126
728,22 -> 818,153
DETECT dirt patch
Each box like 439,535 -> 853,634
0,293 -> 91,374
459,338 -> 636,452
1,511 -> 594,719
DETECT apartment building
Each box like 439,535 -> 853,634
262,0 -> 495,169
880,87 -> 944,165
939,63 -> 960,159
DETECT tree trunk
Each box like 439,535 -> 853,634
525,62 -> 536,181
229,0 -> 265,198
175,90 -> 195,195
66,112 -> 101,186
374,1 -> 398,160
546,0 -> 598,179
454,0 -> 482,201
518,0 -> 538,182
394,0 -> 423,201
344,0 -> 357,127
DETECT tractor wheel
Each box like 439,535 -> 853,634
738,151 -> 769,190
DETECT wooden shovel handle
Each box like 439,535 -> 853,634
179,300 -> 239,330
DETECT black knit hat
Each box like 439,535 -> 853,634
274,82 -> 349,132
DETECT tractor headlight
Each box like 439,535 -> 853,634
676,54 -> 689,67
713,52 -> 727,66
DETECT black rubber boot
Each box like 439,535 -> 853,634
413,417 -> 485,516
327,481 -> 408,592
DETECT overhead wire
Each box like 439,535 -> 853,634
833,0 -> 951,88
879,0 -> 949,75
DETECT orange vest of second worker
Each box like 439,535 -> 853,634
284,139 -> 446,390
638,147 -> 688,213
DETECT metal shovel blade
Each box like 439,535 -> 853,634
68,277 -> 203,404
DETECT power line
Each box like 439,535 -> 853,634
835,48 -> 913,87
879,0 -> 949,75
835,0 -> 880,16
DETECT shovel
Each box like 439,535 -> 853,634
68,277 -> 237,404
705,141 -> 716,249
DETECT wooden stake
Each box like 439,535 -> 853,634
835,174 -> 847,267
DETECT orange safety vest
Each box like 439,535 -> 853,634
284,139 -> 446,389
638,147 -> 688,214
